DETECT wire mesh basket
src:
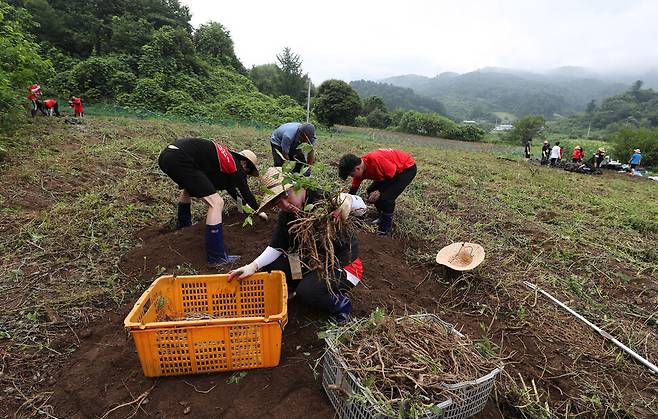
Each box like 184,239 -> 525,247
321,314 -> 500,419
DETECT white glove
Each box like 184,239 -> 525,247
228,261 -> 257,281
257,211 -> 268,221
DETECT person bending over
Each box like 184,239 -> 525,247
158,138 -> 266,265
270,122 -> 316,173
338,148 -> 416,236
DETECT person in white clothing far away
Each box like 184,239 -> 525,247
549,141 -> 561,166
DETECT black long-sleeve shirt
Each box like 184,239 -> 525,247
173,138 -> 258,210
269,189 -> 358,267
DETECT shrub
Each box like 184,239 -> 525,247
111,71 -> 137,95
313,79 -> 362,126
399,111 -> 456,137
66,55 -> 132,99
366,109 -> 393,129
133,78 -> 168,112
354,115 -> 368,127
611,127 -> 658,168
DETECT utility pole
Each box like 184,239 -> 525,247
306,79 -> 311,122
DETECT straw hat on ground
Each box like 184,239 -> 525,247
236,149 -> 259,177
436,242 -> 485,271
257,167 -> 293,213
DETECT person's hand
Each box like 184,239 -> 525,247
257,211 -> 268,221
227,262 -> 257,282
367,190 -> 380,203
331,194 -> 352,221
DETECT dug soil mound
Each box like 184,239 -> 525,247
44,212 -> 501,418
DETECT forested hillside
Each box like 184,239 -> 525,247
381,68 -> 627,120
5,0 -> 307,125
349,80 -> 448,116
552,81 -> 658,134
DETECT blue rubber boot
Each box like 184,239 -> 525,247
205,223 -> 240,266
377,213 -> 394,236
329,294 -> 352,324
176,203 -> 192,228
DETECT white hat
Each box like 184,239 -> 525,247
436,242 -> 485,271
256,167 -> 294,213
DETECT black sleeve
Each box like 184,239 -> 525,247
230,172 -> 259,211
269,212 -> 291,250
349,186 -> 359,195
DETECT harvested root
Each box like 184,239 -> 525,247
326,311 -> 501,417
288,194 -> 363,292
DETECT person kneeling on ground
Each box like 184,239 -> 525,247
39,99 -> 60,116
572,146 -> 584,163
158,138 -> 266,265
270,122 -> 316,173
228,167 -> 367,323
338,148 -> 417,236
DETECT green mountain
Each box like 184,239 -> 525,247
381,68 -> 628,120
349,80 -> 448,116
9,0 -> 306,125
552,81 -> 658,135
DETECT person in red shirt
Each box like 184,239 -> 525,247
68,95 -> 83,117
27,83 -> 42,117
572,146 -> 584,163
338,148 -> 417,236
39,99 -> 60,116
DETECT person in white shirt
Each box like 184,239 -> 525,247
549,141 -> 561,166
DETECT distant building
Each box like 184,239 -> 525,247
462,120 -> 477,124
493,124 -> 514,131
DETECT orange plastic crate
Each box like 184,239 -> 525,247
124,271 -> 288,377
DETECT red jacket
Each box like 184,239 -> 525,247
572,148 -> 584,159
27,83 -> 41,100
43,99 -> 57,109
351,148 -> 416,189
69,97 -> 83,112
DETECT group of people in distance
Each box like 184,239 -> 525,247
157,122 -> 417,322
540,140 -> 642,172
27,82 -> 83,118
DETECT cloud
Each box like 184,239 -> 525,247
181,0 -> 658,82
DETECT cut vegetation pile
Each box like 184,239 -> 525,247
325,310 -> 501,416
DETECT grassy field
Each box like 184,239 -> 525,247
1,114 -> 657,417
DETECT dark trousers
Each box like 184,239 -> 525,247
259,254 -> 355,312
550,158 -> 557,166
367,164 -> 417,214
271,143 -> 307,173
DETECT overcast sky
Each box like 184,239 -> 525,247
181,0 -> 658,84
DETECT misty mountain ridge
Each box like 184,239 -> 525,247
374,66 -> 658,120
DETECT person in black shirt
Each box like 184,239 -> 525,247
158,138 -> 265,265
541,140 -> 550,165
228,167 -> 367,323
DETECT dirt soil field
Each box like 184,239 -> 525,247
43,213 -> 502,418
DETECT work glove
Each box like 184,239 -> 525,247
227,261 -> 257,282
331,193 -> 353,221
367,190 -> 380,203
257,211 -> 268,221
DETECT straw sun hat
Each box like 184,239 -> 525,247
256,167 -> 294,213
236,149 -> 259,177
436,242 -> 486,271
